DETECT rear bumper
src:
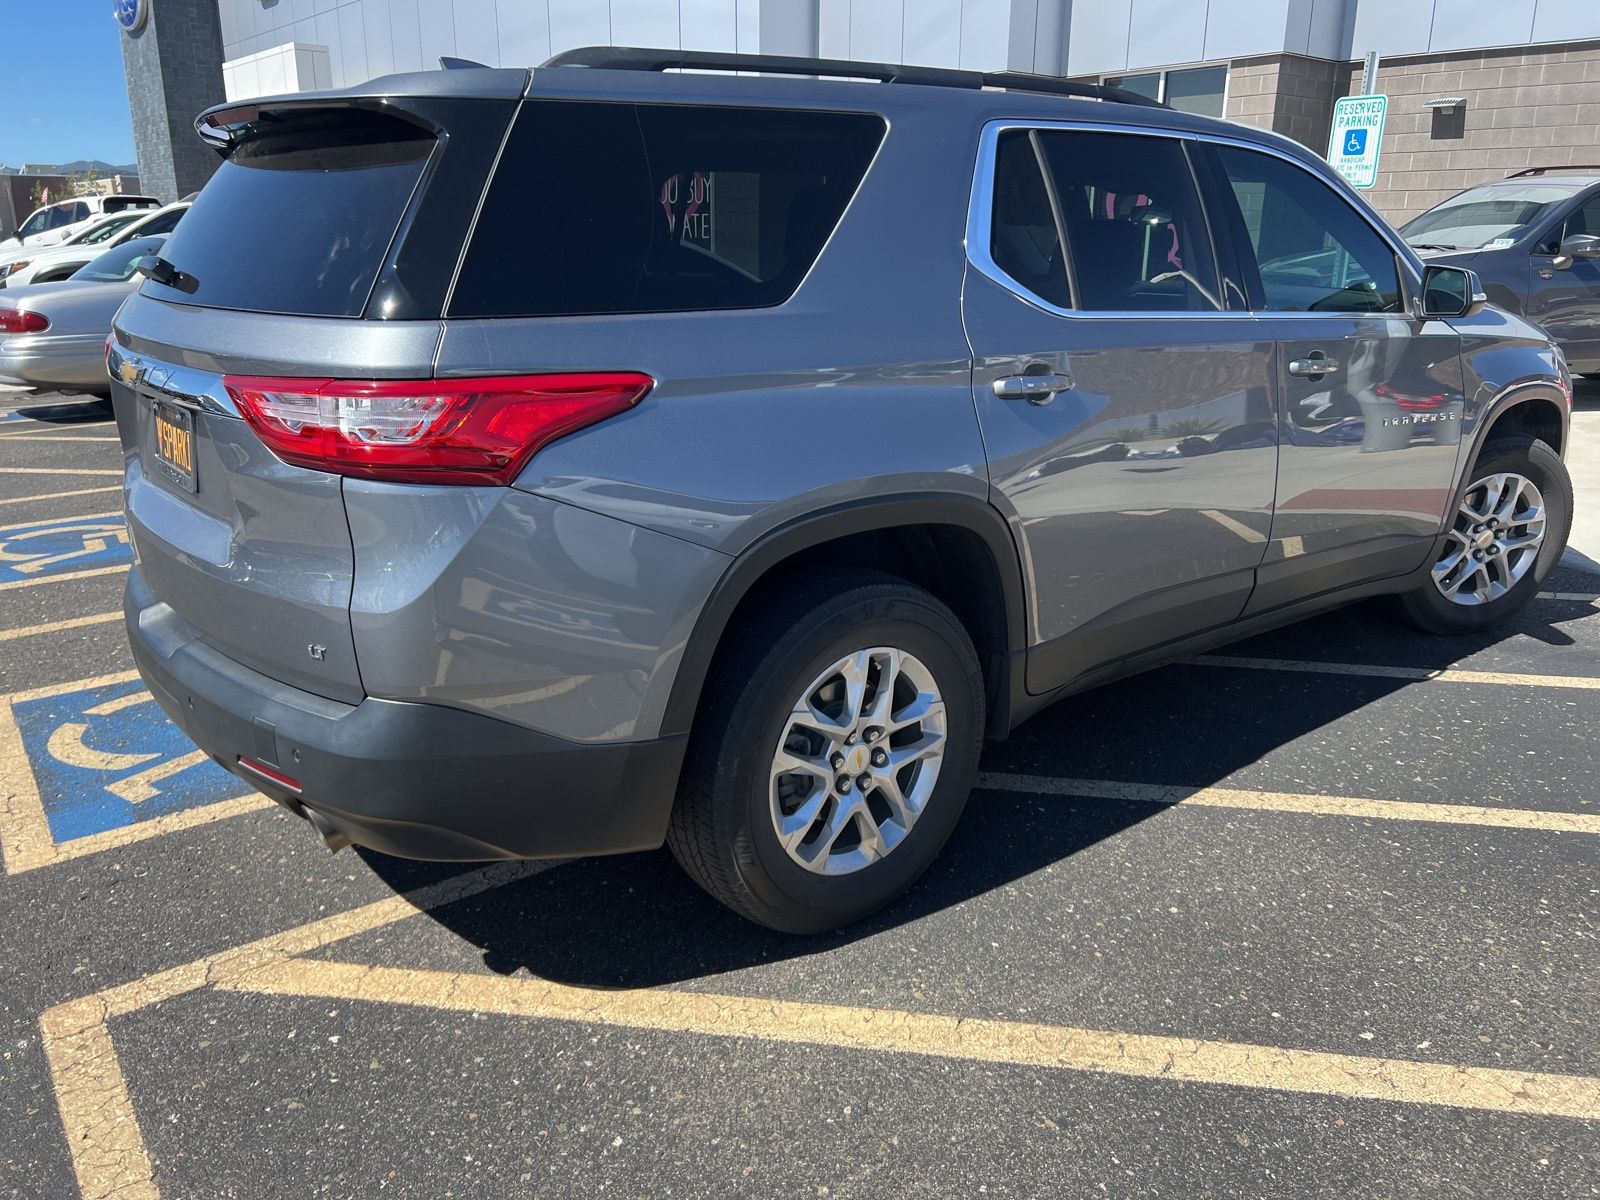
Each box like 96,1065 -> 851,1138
126,569 -> 686,861
0,336 -> 109,392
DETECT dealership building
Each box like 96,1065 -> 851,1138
125,0 -> 1599,222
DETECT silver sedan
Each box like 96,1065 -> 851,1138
0,234 -> 167,396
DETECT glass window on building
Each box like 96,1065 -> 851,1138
1104,73 -> 1161,102
1165,66 -> 1227,119
1103,66 -> 1228,119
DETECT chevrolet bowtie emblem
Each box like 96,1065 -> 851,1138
117,358 -> 141,386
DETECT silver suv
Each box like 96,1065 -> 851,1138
110,49 -> 1573,932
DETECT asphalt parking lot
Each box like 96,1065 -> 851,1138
0,384 -> 1596,1199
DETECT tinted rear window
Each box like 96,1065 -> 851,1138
139,109 -> 434,316
450,101 -> 885,318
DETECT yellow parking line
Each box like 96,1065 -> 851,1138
0,564 -> 129,593
35,856 -> 1598,1200
977,773 -> 1600,835
0,485 -> 120,507
0,467 -> 121,476
40,863 -> 543,1200
1198,509 -> 1267,543
0,611 -> 121,643
225,957 -> 1600,1122
1188,653 -> 1600,690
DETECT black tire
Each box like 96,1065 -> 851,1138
667,570 -> 984,934
1398,434 -> 1572,634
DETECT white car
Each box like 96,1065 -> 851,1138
0,208 -> 148,283
0,194 -> 159,253
0,201 -> 189,289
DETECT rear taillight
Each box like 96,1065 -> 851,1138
223,373 -> 654,486
0,309 -> 48,334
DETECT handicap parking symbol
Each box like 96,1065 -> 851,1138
0,513 -> 130,583
1343,128 -> 1368,156
11,677 -> 249,844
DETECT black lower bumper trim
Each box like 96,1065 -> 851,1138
127,575 -> 686,861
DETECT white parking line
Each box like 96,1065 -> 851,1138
0,468 -> 121,477
0,486 -> 121,507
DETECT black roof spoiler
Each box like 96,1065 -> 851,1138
541,45 -> 1168,109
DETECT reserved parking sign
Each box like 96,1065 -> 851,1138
1327,94 -> 1387,189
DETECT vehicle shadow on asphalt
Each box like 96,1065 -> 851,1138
358,594 -> 1595,987
7,398 -> 114,424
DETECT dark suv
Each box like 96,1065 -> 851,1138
1402,166 -> 1600,372
109,49 -> 1572,933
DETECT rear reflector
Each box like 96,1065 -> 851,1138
0,309 -> 48,334
237,756 -> 302,795
223,372 -> 653,485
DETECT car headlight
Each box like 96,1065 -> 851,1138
0,260 -> 29,279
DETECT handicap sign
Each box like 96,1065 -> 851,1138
0,513 -> 130,583
12,677 -> 248,844
1327,94 -> 1387,190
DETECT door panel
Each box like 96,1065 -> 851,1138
1529,193 -> 1600,369
964,126 -> 1279,694
1256,315 -> 1466,608
965,283 -> 1278,691
1207,143 -> 1465,609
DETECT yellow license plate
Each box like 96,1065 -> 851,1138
152,401 -> 197,493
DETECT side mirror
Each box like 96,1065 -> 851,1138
1554,233 -> 1600,269
1416,264 -> 1487,319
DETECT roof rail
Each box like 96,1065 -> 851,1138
540,46 -> 1167,108
1507,165 -> 1600,178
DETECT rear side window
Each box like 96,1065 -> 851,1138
1033,131 -> 1222,313
989,131 -> 1069,309
450,101 -> 885,318
141,109 -> 435,316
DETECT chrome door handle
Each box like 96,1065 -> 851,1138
1288,356 -> 1340,378
993,371 -> 1074,404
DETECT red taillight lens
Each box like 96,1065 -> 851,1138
223,372 -> 654,485
0,309 -> 48,334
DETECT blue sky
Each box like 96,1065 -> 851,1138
1,5 -> 137,167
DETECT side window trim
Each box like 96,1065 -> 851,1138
966,118 -> 1422,320
1026,129 -> 1081,310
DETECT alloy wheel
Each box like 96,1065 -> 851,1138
768,646 -> 946,876
1431,471 -> 1546,606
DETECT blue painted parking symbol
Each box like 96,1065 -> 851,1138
1344,128 -> 1368,156
11,678 -> 248,844
0,514 -> 129,583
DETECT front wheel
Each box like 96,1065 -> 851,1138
1398,434 -> 1572,633
667,571 -> 984,933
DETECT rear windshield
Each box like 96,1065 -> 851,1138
449,101 -> 885,318
139,109 -> 435,316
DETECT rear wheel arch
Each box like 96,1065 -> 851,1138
659,495 -> 1028,742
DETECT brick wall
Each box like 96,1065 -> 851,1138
1227,53 -> 1347,156
119,0 -> 227,202
1348,41 -> 1600,225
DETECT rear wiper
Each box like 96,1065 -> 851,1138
133,255 -> 199,295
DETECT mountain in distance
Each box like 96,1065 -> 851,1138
0,160 -> 139,176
